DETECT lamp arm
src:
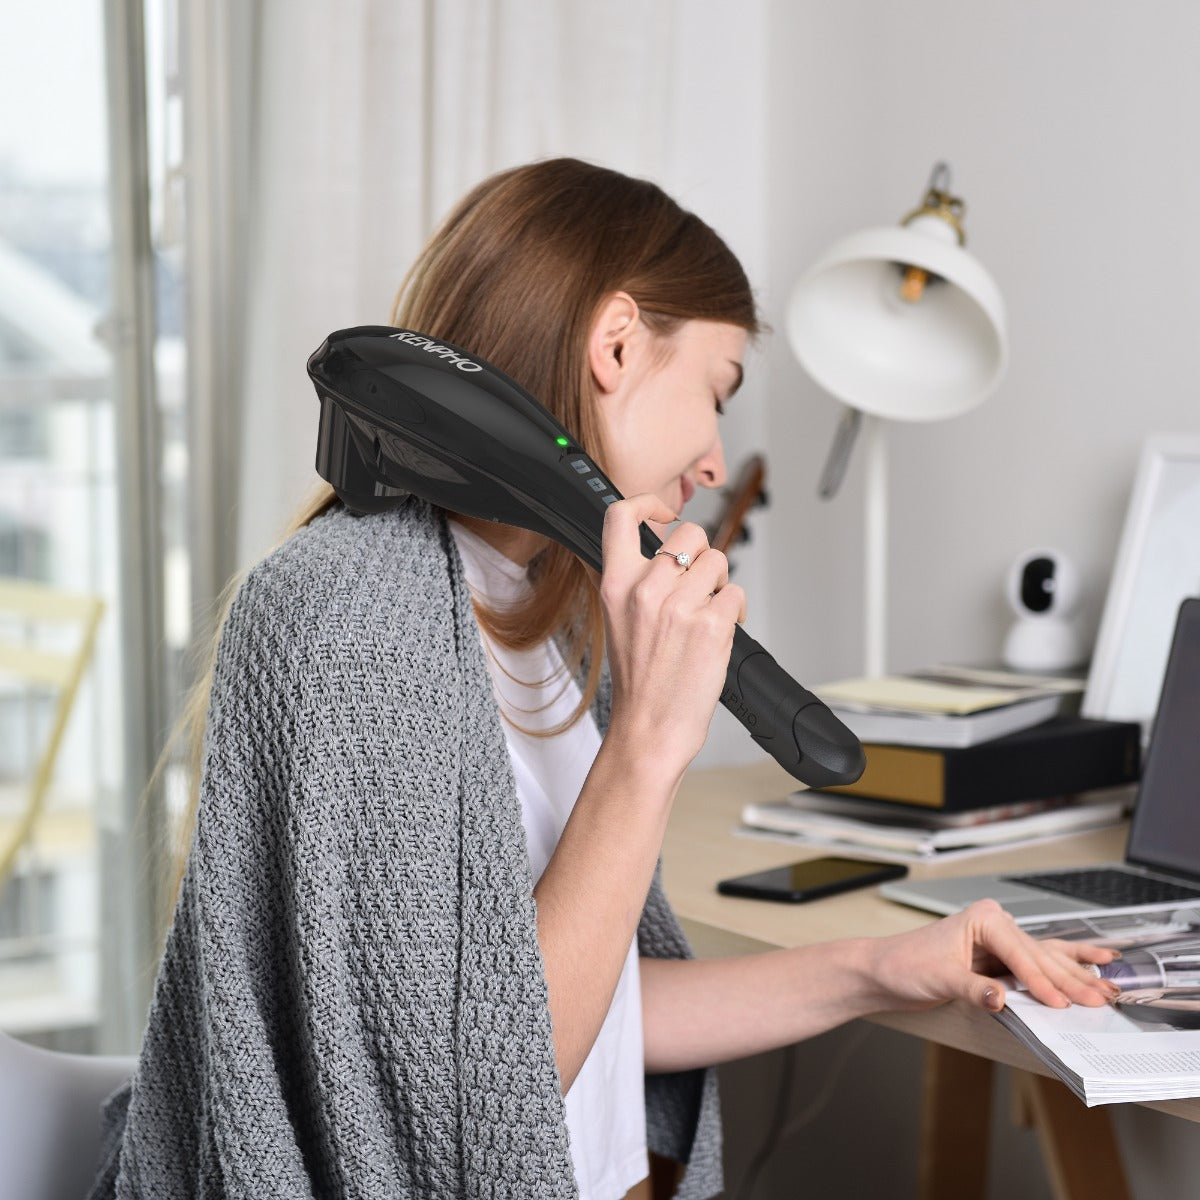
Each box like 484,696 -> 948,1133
817,405 -> 862,500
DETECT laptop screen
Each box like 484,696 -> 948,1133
1126,597 -> 1200,877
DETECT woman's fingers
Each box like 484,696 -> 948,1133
601,494 -> 679,575
964,902 -> 1119,1010
603,498 -> 740,611
876,900 -> 1123,1017
646,534 -> 746,624
653,533 -> 729,593
597,495 -> 748,772
1025,939 -> 1122,1007
1059,938 -> 1121,966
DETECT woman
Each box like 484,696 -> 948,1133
90,158 -> 1118,1200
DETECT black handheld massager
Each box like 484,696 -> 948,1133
308,326 -> 865,789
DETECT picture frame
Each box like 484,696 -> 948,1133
1082,433 -> 1200,729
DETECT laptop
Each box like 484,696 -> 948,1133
881,596 -> 1200,920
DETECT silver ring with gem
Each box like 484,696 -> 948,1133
654,548 -> 692,570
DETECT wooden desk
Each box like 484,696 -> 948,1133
665,762 -> 1197,1199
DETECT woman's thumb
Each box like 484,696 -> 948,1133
978,979 -> 1006,1012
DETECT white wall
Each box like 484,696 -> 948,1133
736,4 -> 1200,1194
762,0 -> 1200,690
661,2 -> 774,768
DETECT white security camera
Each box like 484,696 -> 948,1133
1003,548 -> 1086,672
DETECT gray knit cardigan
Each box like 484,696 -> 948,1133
89,499 -> 722,1199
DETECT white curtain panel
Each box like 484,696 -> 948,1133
231,0 -> 681,567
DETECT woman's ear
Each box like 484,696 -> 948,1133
587,292 -> 641,395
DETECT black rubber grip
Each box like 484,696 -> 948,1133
722,627 -> 866,788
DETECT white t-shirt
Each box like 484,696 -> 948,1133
449,522 -> 649,1200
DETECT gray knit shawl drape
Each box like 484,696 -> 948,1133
89,500 -> 721,1199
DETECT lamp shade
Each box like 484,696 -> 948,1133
786,225 -> 1008,421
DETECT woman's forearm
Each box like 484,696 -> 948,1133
640,944 -> 881,1074
533,735 -> 680,1093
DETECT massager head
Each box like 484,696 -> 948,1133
309,325 -> 638,570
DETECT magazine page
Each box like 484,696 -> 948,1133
995,906 -> 1200,1105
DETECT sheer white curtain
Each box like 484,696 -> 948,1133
185,0 -> 770,770
187,0 -> 683,574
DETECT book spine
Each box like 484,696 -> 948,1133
817,720 -> 1141,811
819,745 -> 946,807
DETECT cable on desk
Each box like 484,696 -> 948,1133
730,1024 -> 870,1200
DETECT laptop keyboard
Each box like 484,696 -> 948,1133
1004,867 -> 1200,907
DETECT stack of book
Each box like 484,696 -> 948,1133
739,665 -> 1141,860
740,790 -> 1131,862
809,665 -> 1138,805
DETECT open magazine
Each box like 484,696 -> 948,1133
996,906 -> 1200,1106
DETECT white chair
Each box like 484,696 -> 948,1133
0,1029 -> 134,1200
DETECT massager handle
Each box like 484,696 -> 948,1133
724,626 -> 866,790
635,523 -> 863,787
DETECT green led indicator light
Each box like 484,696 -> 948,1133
556,436 -> 570,447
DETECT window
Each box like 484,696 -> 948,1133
0,0 -> 187,1051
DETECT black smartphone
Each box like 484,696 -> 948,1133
716,856 -> 908,904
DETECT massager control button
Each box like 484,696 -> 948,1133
570,459 -> 591,474
587,478 -> 606,492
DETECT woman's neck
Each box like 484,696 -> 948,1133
450,514 -> 547,567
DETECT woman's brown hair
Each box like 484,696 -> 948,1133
168,158 -> 759,891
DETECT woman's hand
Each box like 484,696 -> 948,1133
868,899 -> 1121,1013
598,494 -> 746,781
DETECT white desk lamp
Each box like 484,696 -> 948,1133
786,164 -> 1008,677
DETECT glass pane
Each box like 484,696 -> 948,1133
0,0 -> 186,1048
0,0 -> 112,1046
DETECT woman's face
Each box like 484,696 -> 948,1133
597,319 -> 746,520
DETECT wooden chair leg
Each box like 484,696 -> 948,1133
918,1042 -> 994,1200
1016,1071 -> 1131,1200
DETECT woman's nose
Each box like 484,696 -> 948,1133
695,436 -> 727,490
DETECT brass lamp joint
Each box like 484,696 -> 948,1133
898,161 -> 966,303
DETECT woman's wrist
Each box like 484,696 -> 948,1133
588,727 -> 686,810
595,713 -> 697,799
795,937 -> 893,1023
